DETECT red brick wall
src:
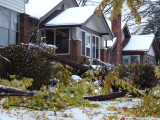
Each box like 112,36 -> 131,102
20,13 -> 30,44
111,14 -> 122,66
58,40 -> 90,65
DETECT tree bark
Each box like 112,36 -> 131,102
0,85 -> 34,95
84,90 -> 128,101
41,51 -> 105,76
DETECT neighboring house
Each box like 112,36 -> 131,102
106,15 -> 160,66
122,34 -> 160,65
0,0 -> 30,47
26,0 -> 113,65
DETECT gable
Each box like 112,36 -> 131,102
147,45 -> 155,57
26,0 -> 78,22
40,0 -> 78,24
84,15 -> 113,39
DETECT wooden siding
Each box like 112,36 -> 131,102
0,0 -> 25,13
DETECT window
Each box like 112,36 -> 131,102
0,7 -> 19,47
46,28 -> 69,54
122,56 -> 129,65
56,29 -> 69,54
145,56 -> 155,65
96,37 -> 100,59
92,36 -> 100,59
122,55 -> 140,65
81,30 -> 100,59
82,31 -> 85,56
86,34 -> 91,57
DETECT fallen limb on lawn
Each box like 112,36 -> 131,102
0,85 -> 34,95
84,90 -> 128,101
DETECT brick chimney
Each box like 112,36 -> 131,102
20,13 -> 30,44
111,14 -> 122,66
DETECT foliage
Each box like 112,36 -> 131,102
95,0 -> 143,23
0,75 -> 33,90
117,64 -> 158,89
1,71 -> 101,111
155,66 -> 160,79
1,44 -> 55,90
51,63 -> 73,85
130,90 -> 160,117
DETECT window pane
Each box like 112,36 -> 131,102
122,56 -> 129,65
46,29 -> 55,45
55,28 -> 69,54
10,31 -> 18,45
86,34 -> 90,57
92,36 -> 96,58
11,12 -> 19,31
0,28 -> 8,46
0,7 -> 9,29
131,55 -> 139,63
82,31 -> 85,56
96,37 -> 99,59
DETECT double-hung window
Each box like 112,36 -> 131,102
86,33 -> 91,57
81,31 -> 91,57
81,30 -> 100,59
92,36 -> 100,59
0,7 -> 19,47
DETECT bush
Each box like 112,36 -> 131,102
117,64 -> 158,89
0,44 -> 55,90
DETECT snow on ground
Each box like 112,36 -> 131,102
0,98 -> 160,120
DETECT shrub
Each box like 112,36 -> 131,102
117,64 -> 158,89
0,44 -> 55,90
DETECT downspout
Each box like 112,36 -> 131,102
70,27 -> 76,73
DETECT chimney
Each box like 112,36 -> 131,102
111,14 -> 122,66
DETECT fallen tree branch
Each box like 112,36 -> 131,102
84,90 -> 128,101
0,93 -> 34,97
0,85 -> 34,94
41,51 -> 100,72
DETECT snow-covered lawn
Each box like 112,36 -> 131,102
0,98 -> 159,120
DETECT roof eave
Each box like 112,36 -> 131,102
44,24 -> 82,28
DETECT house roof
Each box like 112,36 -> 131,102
25,0 -> 63,18
45,6 -> 96,26
123,34 -> 155,52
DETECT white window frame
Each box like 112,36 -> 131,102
0,6 -> 20,47
92,35 -> 100,60
80,29 -> 100,60
122,55 -> 140,65
85,33 -> 91,58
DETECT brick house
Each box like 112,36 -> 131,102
0,0 -> 30,47
26,0 -> 113,65
26,0 -> 160,66
106,15 -> 160,66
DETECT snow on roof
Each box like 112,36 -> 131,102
107,37 -> 117,47
46,6 -> 96,26
25,0 -> 62,18
123,34 -> 155,51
